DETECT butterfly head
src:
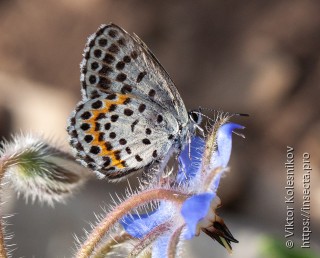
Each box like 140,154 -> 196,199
187,109 -> 204,138
188,110 -> 202,125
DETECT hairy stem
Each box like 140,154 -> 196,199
201,115 -> 229,175
203,167 -> 228,192
129,222 -> 170,257
75,188 -> 187,258
0,162 -> 8,258
93,231 -> 132,258
167,224 -> 185,258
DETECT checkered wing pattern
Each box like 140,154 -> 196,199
80,23 -> 188,124
68,93 -> 179,179
67,23 -> 192,180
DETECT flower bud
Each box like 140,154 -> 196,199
0,133 -> 91,205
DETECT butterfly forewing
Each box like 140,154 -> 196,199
80,23 -> 188,124
68,23 -> 194,180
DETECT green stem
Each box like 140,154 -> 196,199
75,188 -> 187,258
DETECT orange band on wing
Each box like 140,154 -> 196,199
83,94 -> 130,169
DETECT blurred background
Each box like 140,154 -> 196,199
0,0 -> 319,257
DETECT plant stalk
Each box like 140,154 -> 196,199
75,188 -> 187,258
0,162 -> 8,258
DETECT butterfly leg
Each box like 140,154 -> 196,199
140,160 -> 162,186
141,146 -> 180,186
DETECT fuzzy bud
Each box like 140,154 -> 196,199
0,133 -> 91,205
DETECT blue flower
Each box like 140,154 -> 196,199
118,122 -> 244,257
181,192 -> 238,250
181,192 -> 217,239
120,202 -> 175,258
120,212 -> 157,239
210,123 -> 245,191
179,122 -> 243,247
176,136 -> 205,184
152,234 -> 171,258
120,203 -> 171,239
211,123 -> 245,169
177,122 -> 244,192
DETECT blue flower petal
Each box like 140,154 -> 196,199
120,209 -> 160,238
152,234 -> 170,258
217,123 -> 244,167
120,203 -> 171,239
181,193 -> 216,239
211,171 -> 223,192
209,123 -> 244,191
176,136 -> 205,184
214,123 -> 244,168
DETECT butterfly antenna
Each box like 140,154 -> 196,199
200,107 -> 249,118
192,109 -> 216,123
234,113 -> 249,117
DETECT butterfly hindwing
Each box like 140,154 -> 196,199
68,93 -> 179,179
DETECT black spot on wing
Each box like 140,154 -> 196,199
94,49 -> 102,58
109,132 -> 117,139
103,156 -> 111,167
142,139 -> 151,145
124,108 -> 133,116
152,150 -> 158,158
81,111 -> 92,120
84,135 -> 93,143
119,138 -> 127,145
108,44 -> 120,54
92,100 -> 103,109
125,147 -> 132,154
111,115 -> 119,122
108,29 -> 118,38
103,53 -> 115,64
123,55 -> 131,63
98,132 -> 105,141
135,155 -> 143,162
116,73 -> 127,82
131,119 -> 139,132
94,122 -> 101,131
148,89 -> 156,98
105,142 -> 113,151
106,93 -> 117,100
80,123 -> 90,131
90,146 -> 101,154
108,104 -> 117,112
95,113 -> 106,120
104,123 -> 111,130
138,104 -> 146,113
137,71 -> 147,83
121,85 -> 133,94
116,61 -> 125,70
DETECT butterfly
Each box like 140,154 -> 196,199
67,23 -> 202,180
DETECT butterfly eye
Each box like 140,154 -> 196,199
189,111 -> 201,124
